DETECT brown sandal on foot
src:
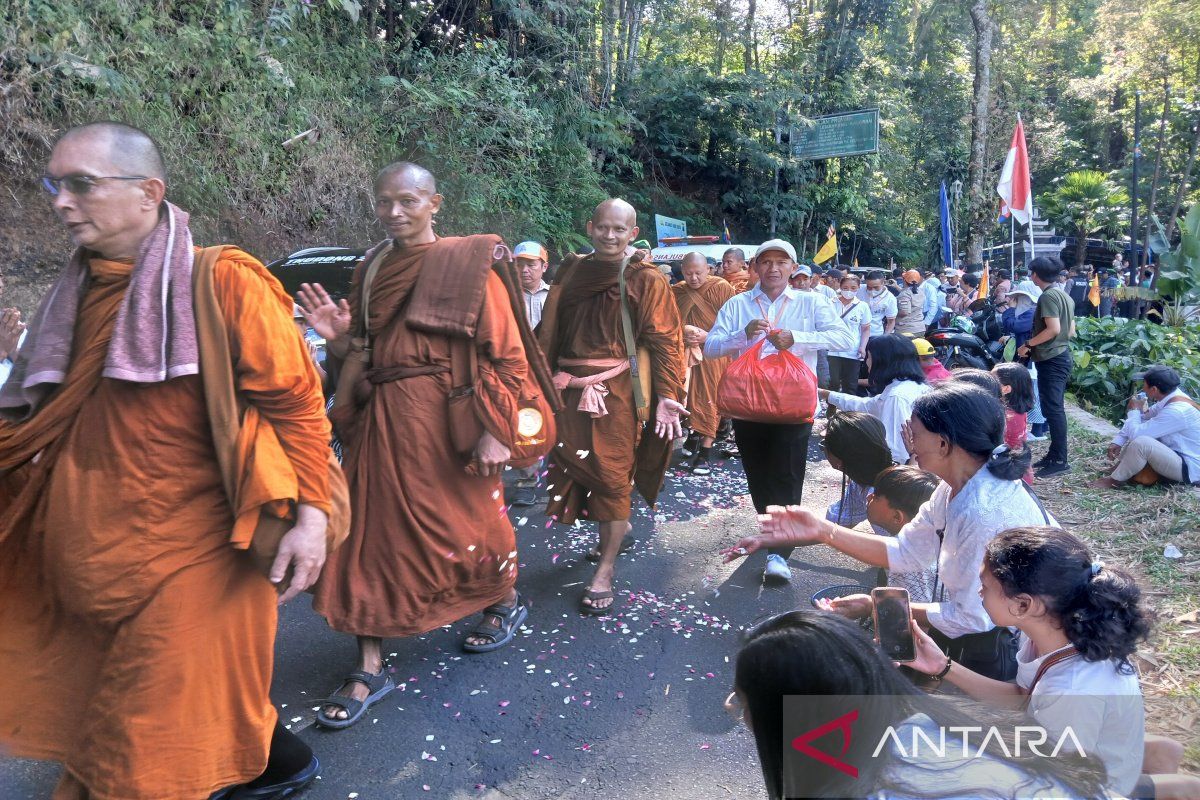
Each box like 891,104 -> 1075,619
579,589 -> 614,616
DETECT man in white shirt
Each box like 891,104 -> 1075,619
704,238 -> 855,583
863,270 -> 897,336
508,240 -> 550,507
921,267 -> 943,330
1091,365 -> 1200,488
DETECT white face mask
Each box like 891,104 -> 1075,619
839,289 -> 857,300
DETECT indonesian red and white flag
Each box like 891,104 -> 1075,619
996,117 -> 1033,225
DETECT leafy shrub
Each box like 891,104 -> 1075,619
1070,316 -> 1200,422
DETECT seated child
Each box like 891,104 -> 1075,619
865,465 -> 939,603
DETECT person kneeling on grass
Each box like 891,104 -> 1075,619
1090,365 -> 1200,490
905,526 -> 1200,800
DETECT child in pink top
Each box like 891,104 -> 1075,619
994,362 -> 1036,484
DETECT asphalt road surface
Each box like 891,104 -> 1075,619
2,425 -> 872,799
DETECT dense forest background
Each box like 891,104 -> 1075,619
2,0 -> 1198,308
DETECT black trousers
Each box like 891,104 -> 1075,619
733,419 -> 813,559
827,356 -> 861,396
1035,349 -> 1072,463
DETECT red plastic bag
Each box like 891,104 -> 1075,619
716,338 -> 818,424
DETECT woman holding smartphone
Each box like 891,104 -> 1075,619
725,383 -> 1043,680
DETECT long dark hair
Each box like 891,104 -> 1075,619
950,367 -> 1001,398
911,383 -> 1030,481
866,334 -> 926,395
735,610 -> 1105,799
985,527 -> 1152,671
824,412 -> 893,486
993,362 -> 1035,414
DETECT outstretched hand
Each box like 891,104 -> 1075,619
654,397 -> 688,440
757,504 -> 832,547
297,283 -> 352,342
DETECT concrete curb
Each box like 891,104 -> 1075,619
1065,398 -> 1120,438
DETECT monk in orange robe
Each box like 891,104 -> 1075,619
538,199 -> 686,615
720,246 -> 755,292
300,163 -> 534,726
0,123 -> 331,799
672,252 -> 737,475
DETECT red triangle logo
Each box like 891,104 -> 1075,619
790,708 -> 860,778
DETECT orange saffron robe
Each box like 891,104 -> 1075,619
314,243 -> 527,637
538,257 -> 685,523
0,252 -> 332,800
672,276 -> 737,439
724,271 -> 752,293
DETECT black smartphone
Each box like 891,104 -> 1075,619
872,587 -> 915,662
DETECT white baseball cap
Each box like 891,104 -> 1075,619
754,238 -> 797,262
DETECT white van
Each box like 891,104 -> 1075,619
651,238 -> 760,269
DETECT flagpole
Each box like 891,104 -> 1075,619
1010,215 -> 1015,272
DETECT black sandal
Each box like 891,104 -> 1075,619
462,592 -> 530,653
314,669 -> 395,730
579,588 -> 614,616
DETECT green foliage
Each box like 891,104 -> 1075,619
1156,204 -> 1200,323
1070,316 -> 1200,421
1040,169 -> 1129,266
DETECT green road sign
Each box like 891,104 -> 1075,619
791,109 -> 879,160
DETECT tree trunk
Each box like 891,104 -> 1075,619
964,0 -> 994,266
1142,79 -> 1169,270
714,0 -> 731,75
1164,114 -> 1200,242
599,0 -> 616,105
743,0 -> 756,72
1075,222 -> 1088,268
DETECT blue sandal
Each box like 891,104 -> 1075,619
314,669 -> 394,730
462,593 -> 530,653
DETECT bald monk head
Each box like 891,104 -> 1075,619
46,121 -> 168,260
586,198 -> 639,259
374,161 -> 442,248
680,252 -> 709,290
721,247 -> 747,279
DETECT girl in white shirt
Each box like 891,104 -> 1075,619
822,333 -> 930,464
908,526 -> 1197,800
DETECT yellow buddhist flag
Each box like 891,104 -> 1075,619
1088,273 -> 1101,307
977,265 -> 989,301
814,225 -> 838,264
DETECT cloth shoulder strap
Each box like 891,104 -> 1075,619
1025,645 -> 1080,700
1167,395 -> 1200,411
617,257 -> 647,412
356,241 -> 395,345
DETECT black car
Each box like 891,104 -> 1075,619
265,246 -> 363,300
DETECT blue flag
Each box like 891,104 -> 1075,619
939,181 -> 954,268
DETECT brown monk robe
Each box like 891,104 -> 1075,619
538,199 -> 686,614
301,162 -> 533,726
313,242 -> 526,635
672,253 -> 737,473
